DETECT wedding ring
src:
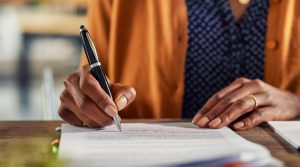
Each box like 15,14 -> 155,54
249,95 -> 258,110
238,0 -> 251,5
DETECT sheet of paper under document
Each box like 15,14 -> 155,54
59,123 -> 282,167
268,121 -> 300,151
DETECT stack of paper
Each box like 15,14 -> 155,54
268,121 -> 300,150
59,123 -> 282,167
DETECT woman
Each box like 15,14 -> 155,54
59,0 -> 300,130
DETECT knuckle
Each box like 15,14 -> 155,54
80,75 -> 95,92
264,93 -> 271,101
265,93 -> 274,105
77,96 -> 90,112
213,93 -> 222,101
221,115 -> 230,124
81,65 -> 90,72
64,73 -> 79,87
58,107 -> 68,118
63,78 -> 70,87
249,116 -> 256,126
206,111 -> 218,120
234,99 -> 247,109
249,112 -> 264,127
59,93 -> 65,102
58,108 -> 64,118
200,107 -> 209,114
59,90 -> 68,102
253,79 -> 264,88
224,112 -> 234,121
221,97 -> 232,106
96,93 -> 111,108
256,110 -> 265,119
243,118 -> 252,127
237,77 -> 248,83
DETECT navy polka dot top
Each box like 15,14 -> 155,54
182,0 -> 269,118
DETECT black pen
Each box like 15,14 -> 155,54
80,25 -> 122,131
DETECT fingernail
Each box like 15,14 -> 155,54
104,105 -> 118,117
130,87 -> 136,96
197,117 -> 209,127
192,118 -> 197,125
234,122 -> 245,129
192,113 -> 202,124
209,118 -> 222,128
115,96 -> 128,110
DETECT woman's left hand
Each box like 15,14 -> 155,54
192,78 -> 300,130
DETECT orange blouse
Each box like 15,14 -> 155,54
81,0 -> 300,118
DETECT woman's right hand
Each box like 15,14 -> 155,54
58,65 -> 136,128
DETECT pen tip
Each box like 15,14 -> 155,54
118,125 -> 122,132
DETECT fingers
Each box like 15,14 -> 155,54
200,89 -> 271,128
79,67 -> 118,117
193,78 -> 274,129
194,82 -> 264,127
111,83 -> 136,111
59,89 -> 107,128
59,105 -> 101,128
59,65 -> 136,128
58,105 -> 83,127
194,78 -> 271,127
213,77 -> 251,99
207,93 -> 269,128
233,107 -> 273,130
192,78 -> 250,124
63,73 -> 114,127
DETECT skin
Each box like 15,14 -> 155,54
192,78 -> 300,130
58,65 -> 136,128
59,1 -> 300,130
229,0 -> 250,22
60,67 -> 300,130
189,0 -> 300,130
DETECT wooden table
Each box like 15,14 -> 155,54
0,120 -> 299,166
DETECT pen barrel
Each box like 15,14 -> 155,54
91,65 -> 113,99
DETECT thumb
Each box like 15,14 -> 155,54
111,83 -> 136,111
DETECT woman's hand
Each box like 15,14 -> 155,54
58,65 -> 136,128
192,78 -> 300,130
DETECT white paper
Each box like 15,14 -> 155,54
59,123 -> 281,167
268,121 -> 300,150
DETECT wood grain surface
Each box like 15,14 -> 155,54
0,120 -> 299,166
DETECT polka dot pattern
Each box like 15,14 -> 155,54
182,0 -> 269,118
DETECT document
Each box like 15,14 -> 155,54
268,121 -> 300,150
59,123 -> 281,167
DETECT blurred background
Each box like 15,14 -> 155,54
0,0 -> 87,120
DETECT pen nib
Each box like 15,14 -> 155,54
113,116 -> 122,132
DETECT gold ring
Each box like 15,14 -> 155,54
249,95 -> 258,110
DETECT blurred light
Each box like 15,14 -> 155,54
0,6 -> 22,60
